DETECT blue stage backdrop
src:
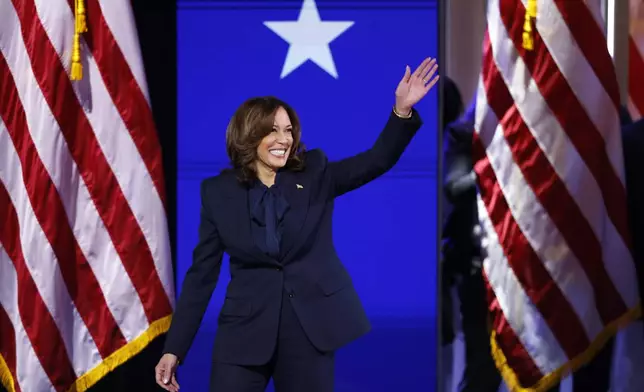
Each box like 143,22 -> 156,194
177,1 -> 439,390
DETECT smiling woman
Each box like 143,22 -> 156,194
224,97 -> 306,187
156,57 -> 439,392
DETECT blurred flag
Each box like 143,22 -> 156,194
629,0 -> 644,120
473,0 -> 642,390
0,1 -> 174,391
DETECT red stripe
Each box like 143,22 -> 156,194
66,0 -> 167,208
502,0 -> 632,254
0,51 -> 126,358
0,183 -> 76,392
496,0 -> 628,318
472,130 -> 590,359
481,269 -> 543,387
0,305 -> 21,392
553,0 -> 621,111
11,0 -> 172,323
483,17 -> 628,326
629,37 -> 644,116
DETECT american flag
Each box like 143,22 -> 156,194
629,0 -> 644,120
0,1 -> 174,391
473,0 -> 642,390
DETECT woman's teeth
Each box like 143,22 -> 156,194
269,149 -> 286,157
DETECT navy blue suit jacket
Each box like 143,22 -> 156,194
163,109 -> 423,365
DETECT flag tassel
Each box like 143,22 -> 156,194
71,0 -> 87,81
522,0 -> 537,50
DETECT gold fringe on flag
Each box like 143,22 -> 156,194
522,0 -> 537,51
71,0 -> 88,81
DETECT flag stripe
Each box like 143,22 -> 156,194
481,30 -> 609,340
0,303 -> 19,392
482,18 -> 612,334
0,246 -> 51,392
500,0 -> 632,255
95,0 -> 151,104
473,128 -> 589,360
0,45 -> 127,363
550,0 -> 621,111
11,0 -> 173,323
481,268 -> 544,387
537,0 -> 626,186
513,0 -> 639,311
8,3 -> 151,344
0,182 -> 76,391
491,2 -> 634,320
34,0 -> 173,327
473,79 -> 571,374
629,37 -> 644,116
0,47 -> 110,380
478,0 -> 642,388
0,1 -> 174,389
66,0 -> 167,209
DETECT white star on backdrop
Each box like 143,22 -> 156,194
263,0 -> 354,79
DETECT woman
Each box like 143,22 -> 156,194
155,57 -> 439,392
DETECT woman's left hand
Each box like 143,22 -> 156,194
394,57 -> 439,116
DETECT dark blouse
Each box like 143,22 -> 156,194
248,175 -> 290,258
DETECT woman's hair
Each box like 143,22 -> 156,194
225,96 -> 306,183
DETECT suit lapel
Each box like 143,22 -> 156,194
279,171 -> 312,262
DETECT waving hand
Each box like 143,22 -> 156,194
394,57 -> 439,116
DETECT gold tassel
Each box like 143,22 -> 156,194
522,0 -> 537,51
71,0 -> 87,81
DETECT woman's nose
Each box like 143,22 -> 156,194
276,132 -> 288,143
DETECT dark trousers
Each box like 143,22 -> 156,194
210,290 -> 335,392
441,263 -> 502,392
456,269 -> 502,392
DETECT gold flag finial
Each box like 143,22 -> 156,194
522,0 -> 537,51
71,0 -> 88,81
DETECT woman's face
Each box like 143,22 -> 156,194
256,106 -> 294,172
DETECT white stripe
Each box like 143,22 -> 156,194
2,0 -> 150,343
477,195 -> 568,374
0,245 -> 54,392
474,74 -> 604,344
96,0 -> 151,104
35,0 -> 175,305
0,113 -> 99,376
488,0 -> 639,309
528,0 -> 626,184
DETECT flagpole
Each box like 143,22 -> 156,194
606,0 -> 630,105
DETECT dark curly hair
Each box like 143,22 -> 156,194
225,96 -> 306,183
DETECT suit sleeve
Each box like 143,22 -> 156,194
162,179 -> 224,362
326,109 -> 423,197
443,123 -> 476,204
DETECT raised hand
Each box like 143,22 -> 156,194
394,57 -> 439,116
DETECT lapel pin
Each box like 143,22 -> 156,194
296,184 -> 303,189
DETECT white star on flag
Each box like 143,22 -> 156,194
264,0 -> 354,78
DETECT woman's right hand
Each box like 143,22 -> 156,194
155,353 -> 180,391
